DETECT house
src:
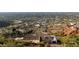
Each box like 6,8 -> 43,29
50,35 -> 57,43
41,34 -> 58,44
35,24 -> 40,27
7,36 -> 24,40
7,33 -> 40,43
24,34 -> 40,43
14,20 -> 22,24
14,37 -> 24,40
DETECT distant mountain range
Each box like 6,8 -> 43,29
0,12 -> 79,16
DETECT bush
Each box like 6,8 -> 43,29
60,35 -> 78,47
0,35 -> 7,45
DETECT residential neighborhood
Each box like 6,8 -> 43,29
0,12 -> 79,47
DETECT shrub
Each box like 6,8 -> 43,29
60,35 -> 78,47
